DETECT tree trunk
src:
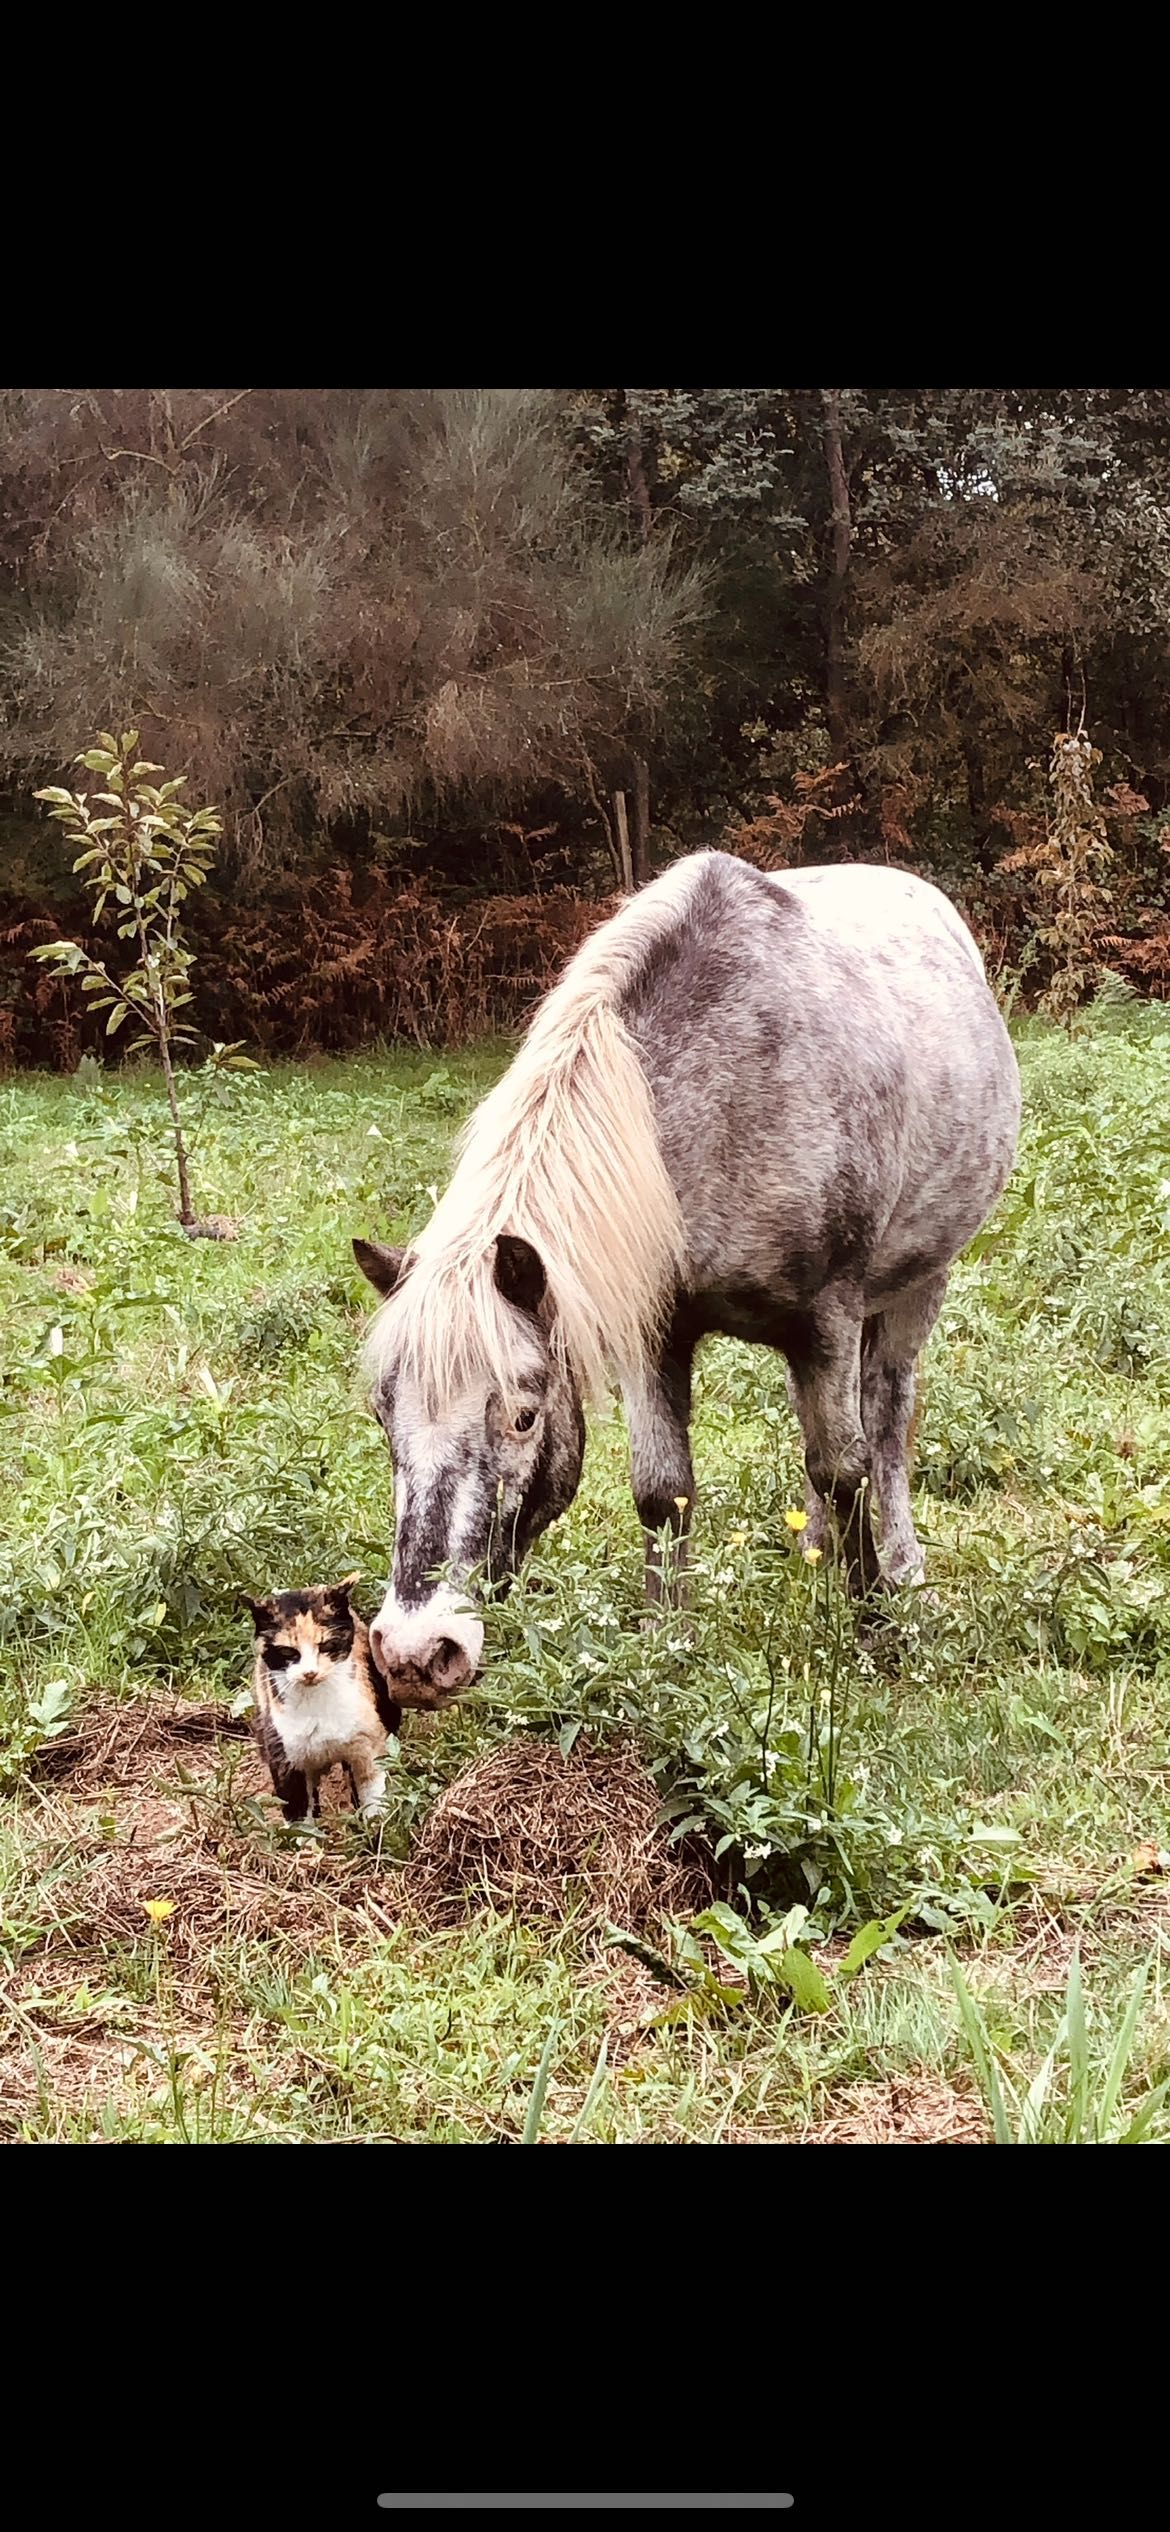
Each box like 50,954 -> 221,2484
625,393 -> 653,543
619,397 -> 654,886
962,733 -> 999,874
612,789 -> 635,891
630,753 -> 651,886
158,1028 -> 195,1226
581,754 -> 625,889
820,388 -> 852,761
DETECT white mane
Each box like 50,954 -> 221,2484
363,860 -> 704,1412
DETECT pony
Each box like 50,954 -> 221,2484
353,850 -> 1020,1702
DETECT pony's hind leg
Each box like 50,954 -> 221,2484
785,1291 -> 883,1598
861,1273 -> 946,1586
787,1370 -> 830,1556
625,1322 -> 697,1610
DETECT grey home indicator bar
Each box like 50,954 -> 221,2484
377,2502 -> 794,2513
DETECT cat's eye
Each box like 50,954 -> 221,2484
265,1644 -> 295,1670
512,1407 -> 538,1435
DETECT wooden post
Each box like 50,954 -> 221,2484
612,789 -> 634,892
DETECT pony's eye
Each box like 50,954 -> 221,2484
513,1408 -> 538,1435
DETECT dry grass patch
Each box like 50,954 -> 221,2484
404,1734 -> 710,1933
806,2073 -> 987,2145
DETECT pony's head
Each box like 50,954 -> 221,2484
354,1232 -> 586,1705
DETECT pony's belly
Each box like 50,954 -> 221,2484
866,1111 -> 1020,1300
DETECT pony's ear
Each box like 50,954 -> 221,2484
353,1237 -> 405,1297
240,1592 -> 274,1633
494,1233 -> 547,1318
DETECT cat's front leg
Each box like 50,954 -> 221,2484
350,1751 -> 387,1817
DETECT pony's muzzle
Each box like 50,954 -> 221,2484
369,1594 -> 484,1708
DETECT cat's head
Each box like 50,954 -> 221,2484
244,1576 -> 360,1693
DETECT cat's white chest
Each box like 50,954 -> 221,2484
271,1663 -> 375,1769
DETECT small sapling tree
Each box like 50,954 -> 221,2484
31,730 -> 253,1230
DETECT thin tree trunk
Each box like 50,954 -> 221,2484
630,753 -> 651,886
623,397 -> 653,887
820,388 -> 852,761
612,789 -> 635,891
582,755 -> 625,889
625,392 -> 653,543
157,1026 -> 194,1225
962,733 -> 998,874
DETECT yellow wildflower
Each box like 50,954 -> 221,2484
673,1495 -> 690,1512
784,1508 -> 808,1533
728,1530 -> 749,1548
143,1898 -> 174,1925
804,1546 -> 823,1566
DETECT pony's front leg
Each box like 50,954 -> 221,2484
624,1328 -> 696,1611
787,1293 -> 884,1599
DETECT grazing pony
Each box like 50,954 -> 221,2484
354,851 -> 1020,1702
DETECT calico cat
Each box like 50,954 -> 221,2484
244,1576 -> 401,1825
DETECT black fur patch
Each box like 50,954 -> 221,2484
369,1671 -> 403,1737
635,1489 -> 691,1538
865,1250 -> 946,1304
255,1712 -> 312,1822
494,1234 -> 547,1317
393,1474 -> 464,1608
672,1287 -> 831,1373
506,1397 -> 585,1570
353,1237 -> 405,1296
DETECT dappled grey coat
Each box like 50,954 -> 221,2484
355,851 -> 1021,1698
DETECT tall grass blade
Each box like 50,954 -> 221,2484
520,2021 -> 560,2143
950,1959 -> 1013,2144
568,2035 -> 609,2143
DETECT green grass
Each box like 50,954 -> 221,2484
2,1007 -> 1170,2142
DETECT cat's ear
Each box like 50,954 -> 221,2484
240,1591 -> 274,1632
353,1238 -> 405,1297
325,1574 -> 360,1609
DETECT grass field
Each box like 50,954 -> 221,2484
2,1007 -> 1170,2143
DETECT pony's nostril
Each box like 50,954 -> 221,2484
430,1635 -> 469,1690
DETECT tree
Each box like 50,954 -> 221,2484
1000,728 -> 1118,1023
1,390 -> 704,891
30,731 -> 250,1225
7,389 -> 1170,1050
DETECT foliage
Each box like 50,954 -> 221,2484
5,389 -> 1170,1061
29,732 -> 248,1222
952,1950 -> 1169,2142
33,728 -> 220,1041
1001,730 -> 1119,1022
1,391 -> 701,881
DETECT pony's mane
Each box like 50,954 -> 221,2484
364,858 -> 706,1412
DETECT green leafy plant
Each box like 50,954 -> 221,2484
0,1677 -> 74,1787
630,1899 -> 910,2026
952,1950 -> 1169,2142
31,731 -> 252,1230
1003,728 -> 1117,1025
